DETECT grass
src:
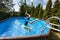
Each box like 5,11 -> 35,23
46,30 -> 60,40
22,31 -> 60,40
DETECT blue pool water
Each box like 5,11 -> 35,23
0,17 -> 50,37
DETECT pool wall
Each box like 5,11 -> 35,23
0,30 -> 50,40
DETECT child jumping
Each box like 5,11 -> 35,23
24,11 -> 31,31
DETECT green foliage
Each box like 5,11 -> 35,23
0,12 -> 11,21
56,8 -> 60,18
19,0 -> 28,16
43,0 -> 52,19
34,4 -> 43,18
19,0 -> 44,18
56,3 -> 60,18
52,0 -> 60,16
31,4 -> 35,17
35,4 -> 41,18
46,0 -> 52,11
51,0 -> 60,30
0,2 -> 8,12
19,4 -> 26,16
0,0 -> 14,21
39,6 -> 44,19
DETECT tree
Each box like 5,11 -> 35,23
0,0 -> 14,12
19,0 -> 27,16
52,0 -> 60,16
0,0 -> 14,21
56,3 -> 60,18
19,4 -> 26,16
0,11 -> 11,21
39,6 -> 44,19
34,4 -> 41,18
0,2 -> 7,12
43,0 -> 52,19
31,3 -> 35,17
19,0 -> 32,16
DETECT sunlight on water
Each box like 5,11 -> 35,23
21,24 -> 24,29
14,20 -> 20,25
13,20 -> 21,29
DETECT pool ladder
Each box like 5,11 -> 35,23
46,16 -> 60,32
30,17 -> 60,32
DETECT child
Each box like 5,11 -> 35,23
25,11 -> 31,26
25,12 -> 30,19
24,11 -> 31,31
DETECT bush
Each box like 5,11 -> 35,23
0,12 -> 11,21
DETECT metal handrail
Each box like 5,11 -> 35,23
46,16 -> 60,32
46,16 -> 60,26
30,16 -> 60,32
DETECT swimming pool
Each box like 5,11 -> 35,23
0,17 -> 50,39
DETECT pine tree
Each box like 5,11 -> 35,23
57,8 -> 60,18
0,0 -> 13,20
0,0 -> 14,12
36,4 -> 44,19
39,6 -> 44,19
34,7 -> 37,18
19,0 -> 31,16
56,1 -> 60,18
19,4 -> 26,16
31,3 -> 35,17
43,0 -> 52,19
34,4 -> 41,18
52,0 -> 60,16
37,4 -> 41,18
